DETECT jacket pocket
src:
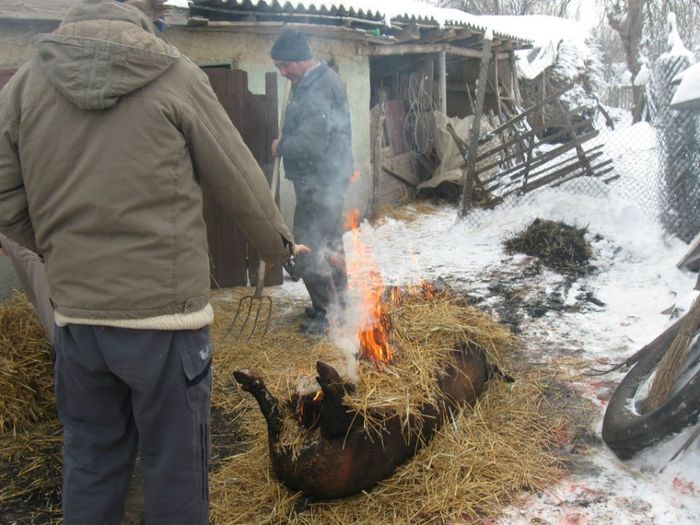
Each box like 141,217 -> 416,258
180,338 -> 213,412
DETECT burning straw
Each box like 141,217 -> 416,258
208,287 -> 565,524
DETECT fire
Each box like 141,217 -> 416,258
313,390 -> 324,402
344,208 -> 395,364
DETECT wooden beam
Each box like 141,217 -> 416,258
459,29 -> 492,216
438,51 -> 447,115
368,42 -> 511,59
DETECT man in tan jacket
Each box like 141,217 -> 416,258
0,1 -> 302,523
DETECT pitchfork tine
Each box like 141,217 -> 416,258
222,260 -> 271,342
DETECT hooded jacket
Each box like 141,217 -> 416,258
0,0 -> 293,321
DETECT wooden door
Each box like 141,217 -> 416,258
202,69 -> 282,288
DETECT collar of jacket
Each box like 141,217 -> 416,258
296,62 -> 328,90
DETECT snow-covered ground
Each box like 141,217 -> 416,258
279,182 -> 699,523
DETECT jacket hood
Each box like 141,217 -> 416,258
37,0 -> 180,110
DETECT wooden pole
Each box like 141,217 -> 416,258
369,100 -> 386,223
459,30 -> 493,217
438,51 -> 447,115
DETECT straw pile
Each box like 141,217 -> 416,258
0,285 -> 567,524
208,285 -> 566,524
0,292 -> 55,433
504,218 -> 593,275
0,292 -> 61,524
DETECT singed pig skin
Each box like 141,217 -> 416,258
233,342 -> 489,499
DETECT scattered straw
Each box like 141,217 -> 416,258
379,201 -> 442,223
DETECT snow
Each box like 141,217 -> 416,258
277,164 -> 700,522
671,62 -> 700,111
165,0 -> 527,39
479,15 -> 594,80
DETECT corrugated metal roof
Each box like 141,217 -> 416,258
188,0 -> 530,43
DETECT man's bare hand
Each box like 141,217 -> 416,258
293,243 -> 310,256
124,0 -> 169,21
271,138 -> 280,158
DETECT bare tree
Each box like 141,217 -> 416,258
606,0 -> 645,121
439,0 -> 581,16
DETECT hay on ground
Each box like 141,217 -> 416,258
0,292 -> 55,434
208,285 -> 565,524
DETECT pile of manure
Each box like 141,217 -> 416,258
504,218 -> 594,275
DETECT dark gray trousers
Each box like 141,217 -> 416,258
54,324 -> 212,525
292,180 -> 348,314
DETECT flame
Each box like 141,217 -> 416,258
345,208 -> 394,364
313,390 -> 324,402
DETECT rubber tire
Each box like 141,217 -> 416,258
602,337 -> 700,460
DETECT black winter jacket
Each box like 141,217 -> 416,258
278,63 -> 353,186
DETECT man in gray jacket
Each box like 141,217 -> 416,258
0,1 -> 302,523
271,29 -> 353,335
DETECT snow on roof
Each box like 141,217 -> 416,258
182,0 -> 530,42
671,61 -> 700,112
477,15 -> 593,80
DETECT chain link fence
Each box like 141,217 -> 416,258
460,58 -> 699,245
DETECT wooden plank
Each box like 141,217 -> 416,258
555,97 -> 594,178
384,100 -> 408,155
438,51 -> 447,114
370,103 -> 386,221
473,115 -> 592,171
678,238 -> 700,272
483,83 -> 574,139
459,32 -> 492,215
481,130 -> 599,182
482,149 -> 605,194
381,152 -> 421,187
368,43 -> 512,60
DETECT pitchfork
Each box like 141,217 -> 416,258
223,83 -> 291,341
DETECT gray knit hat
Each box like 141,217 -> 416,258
271,29 -> 312,62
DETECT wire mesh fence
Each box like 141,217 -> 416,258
460,70 -> 700,245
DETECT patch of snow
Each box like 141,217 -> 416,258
671,62 -> 700,111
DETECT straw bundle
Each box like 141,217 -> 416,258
0,292 -> 55,434
0,293 -> 61,524
208,286 -> 565,524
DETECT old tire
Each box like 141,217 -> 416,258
602,333 -> 700,460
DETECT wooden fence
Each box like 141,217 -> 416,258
604,85 -> 634,110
